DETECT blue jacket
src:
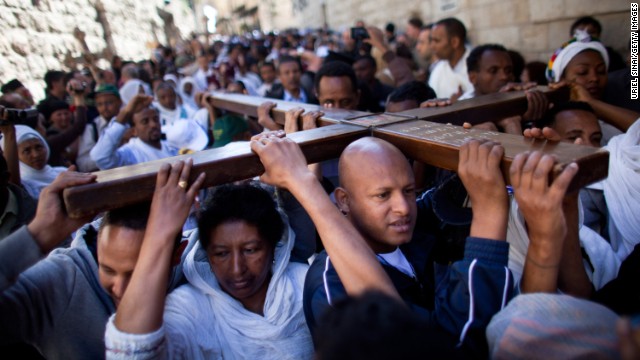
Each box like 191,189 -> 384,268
303,236 -> 513,356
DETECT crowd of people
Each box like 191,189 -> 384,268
0,12 -> 638,359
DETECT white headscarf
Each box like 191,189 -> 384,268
119,79 -> 152,106
601,119 -> 640,260
172,211 -> 313,359
506,195 -> 620,289
1,125 -> 66,199
179,76 -> 201,113
163,74 -> 179,90
547,30 -> 610,83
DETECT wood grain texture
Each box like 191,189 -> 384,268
373,120 -> 608,192
63,86 -> 605,218
63,124 -> 367,218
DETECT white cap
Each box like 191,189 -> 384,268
164,119 -> 209,152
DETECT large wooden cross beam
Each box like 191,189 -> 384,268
63,87 -> 609,218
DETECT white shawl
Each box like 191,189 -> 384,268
506,196 -> 620,290
175,218 -> 312,359
124,137 -> 177,164
1,125 -> 66,199
153,102 -> 190,130
179,76 -> 201,114
106,212 -> 313,360
601,119 -> 640,260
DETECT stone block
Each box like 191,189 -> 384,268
32,12 -> 50,32
0,7 -> 18,28
26,54 -> 47,76
520,24 -> 548,51
467,1 -> 529,29
30,33 -> 54,56
475,25 -> 520,49
528,0 -> 565,23
9,31 -> 30,56
599,13 -> 631,54
44,55 -> 62,71
46,13 -> 66,32
3,0 -> 27,9
564,0 -> 629,17
547,19 -> 574,49
9,54 -> 29,74
14,10 -> 34,28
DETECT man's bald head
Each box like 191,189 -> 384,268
335,137 -> 417,253
338,137 -> 412,189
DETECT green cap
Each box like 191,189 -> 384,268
94,84 -> 120,98
212,114 -> 248,148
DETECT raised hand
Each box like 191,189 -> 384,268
523,127 -> 565,142
522,90 -> 549,122
420,98 -> 452,108
284,107 -> 305,134
250,131 -> 312,190
512,151 -> 579,292
458,139 -> 508,240
257,101 -> 281,131
147,159 -> 205,241
27,167 -> 97,252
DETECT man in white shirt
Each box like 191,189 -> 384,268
76,84 -> 122,172
90,94 -> 178,170
428,18 -> 473,99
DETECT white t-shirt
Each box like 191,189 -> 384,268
377,248 -> 415,278
428,47 -> 473,99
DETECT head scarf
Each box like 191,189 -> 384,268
178,76 -> 202,112
1,125 -> 66,199
546,30 -> 609,83
175,209 -> 313,359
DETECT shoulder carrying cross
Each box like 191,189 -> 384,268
63,87 -> 609,218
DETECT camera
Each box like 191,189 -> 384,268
350,27 -> 370,41
0,108 -> 39,129
73,81 -> 87,94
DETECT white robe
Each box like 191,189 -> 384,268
105,218 -> 313,360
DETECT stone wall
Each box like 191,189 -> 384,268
0,0 -> 196,102
295,0 -> 630,65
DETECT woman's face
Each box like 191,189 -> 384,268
18,138 -> 47,170
156,87 -> 177,110
50,109 -> 72,130
561,50 -> 607,99
206,220 -> 273,314
183,83 -> 193,96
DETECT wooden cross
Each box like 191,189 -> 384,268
63,87 -> 610,218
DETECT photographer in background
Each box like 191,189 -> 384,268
40,79 -> 88,168
0,106 -> 37,239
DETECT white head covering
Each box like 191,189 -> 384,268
164,119 -> 208,152
178,210 -> 313,359
119,79 -> 152,106
163,74 -> 179,90
601,118 -> 640,260
546,30 -> 610,83
1,125 -> 66,199
178,76 -> 201,112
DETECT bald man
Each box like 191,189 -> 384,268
295,136 -> 513,355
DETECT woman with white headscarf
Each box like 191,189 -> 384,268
178,76 -> 202,116
547,30 -> 638,144
106,178 -> 314,359
1,125 -> 67,199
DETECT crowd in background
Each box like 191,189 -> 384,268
0,12 -> 639,360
